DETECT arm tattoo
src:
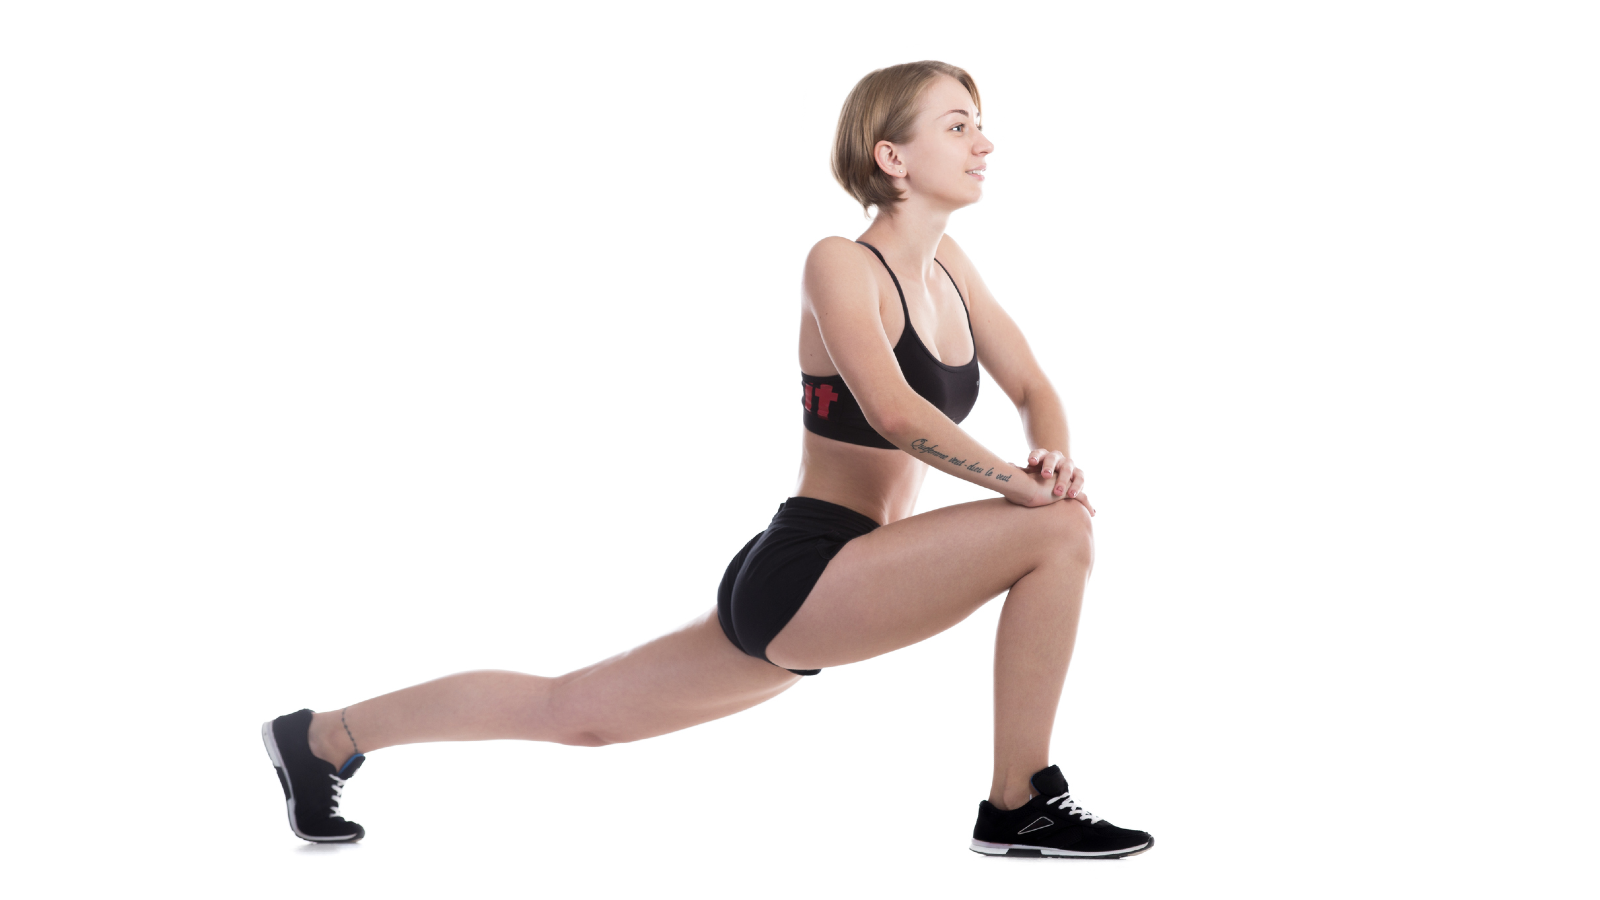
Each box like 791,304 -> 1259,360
909,438 -> 1011,482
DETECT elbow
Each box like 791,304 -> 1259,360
873,415 -> 907,446
867,404 -> 913,446
861,389 -> 923,446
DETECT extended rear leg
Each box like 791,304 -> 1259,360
305,609 -> 799,763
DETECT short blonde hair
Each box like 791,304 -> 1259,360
831,61 -> 982,216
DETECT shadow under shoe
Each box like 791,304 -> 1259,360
971,765 -> 1152,859
262,708 -> 366,842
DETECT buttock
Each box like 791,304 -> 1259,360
716,496 -> 881,676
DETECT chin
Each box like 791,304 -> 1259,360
930,184 -> 983,214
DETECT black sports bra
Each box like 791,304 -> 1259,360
801,241 -> 981,449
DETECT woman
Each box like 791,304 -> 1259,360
262,60 -> 1153,859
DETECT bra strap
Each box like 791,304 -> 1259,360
854,241 -> 910,320
933,257 -> 976,346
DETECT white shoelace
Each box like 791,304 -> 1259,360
328,773 -> 348,816
1047,791 -> 1103,823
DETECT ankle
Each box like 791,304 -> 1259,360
308,711 -> 355,768
989,786 -> 1036,811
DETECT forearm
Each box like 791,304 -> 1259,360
1018,381 -> 1070,458
880,396 -> 1031,501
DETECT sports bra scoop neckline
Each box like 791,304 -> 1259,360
859,240 -> 975,369
798,240 -> 982,450
814,240 -> 977,373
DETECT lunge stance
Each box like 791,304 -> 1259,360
263,60 -> 1153,859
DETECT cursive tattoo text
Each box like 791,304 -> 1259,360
909,438 -> 1012,483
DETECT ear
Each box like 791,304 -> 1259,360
873,140 -> 906,179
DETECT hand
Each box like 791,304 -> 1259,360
1006,448 -> 1095,516
1026,448 -> 1084,500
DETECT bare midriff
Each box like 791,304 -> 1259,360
792,428 -> 928,527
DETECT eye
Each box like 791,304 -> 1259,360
951,123 -> 965,133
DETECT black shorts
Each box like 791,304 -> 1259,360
717,496 -> 881,676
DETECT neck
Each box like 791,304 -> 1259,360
858,200 -> 952,277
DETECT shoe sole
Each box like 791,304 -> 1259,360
970,835 -> 1154,859
261,720 -> 362,843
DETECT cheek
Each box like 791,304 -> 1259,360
929,146 -> 968,178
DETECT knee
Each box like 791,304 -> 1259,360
543,670 -> 632,747
561,730 -> 616,748
1040,498 -> 1095,570
567,723 -> 646,748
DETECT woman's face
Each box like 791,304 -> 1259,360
885,75 -> 994,211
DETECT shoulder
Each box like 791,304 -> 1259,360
935,233 -> 978,281
805,235 -> 869,271
803,236 -> 879,311
936,233 -> 989,310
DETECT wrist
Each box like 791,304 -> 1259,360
999,466 -> 1029,503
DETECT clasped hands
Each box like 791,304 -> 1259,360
1010,448 -> 1095,515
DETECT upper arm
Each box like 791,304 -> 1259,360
803,237 -> 921,434
936,234 -> 1053,408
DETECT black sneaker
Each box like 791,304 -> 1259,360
971,765 -> 1152,858
261,708 -> 366,842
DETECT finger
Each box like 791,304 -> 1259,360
1066,467 -> 1085,498
1073,492 -> 1095,516
1026,448 -> 1048,469
1042,450 -> 1065,477
1052,465 -> 1071,496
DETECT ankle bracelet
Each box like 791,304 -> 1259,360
340,707 -> 361,756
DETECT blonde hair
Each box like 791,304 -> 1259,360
831,60 -> 982,216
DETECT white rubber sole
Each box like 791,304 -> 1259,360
261,719 -> 360,843
971,837 -> 1152,858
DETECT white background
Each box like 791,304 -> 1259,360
3,1 -> 1596,897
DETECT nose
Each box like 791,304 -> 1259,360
975,131 -> 994,156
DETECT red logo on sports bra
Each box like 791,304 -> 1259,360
802,382 -> 839,419
814,384 -> 838,419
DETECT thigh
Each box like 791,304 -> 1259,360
552,608 -> 801,744
766,496 -> 1091,670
